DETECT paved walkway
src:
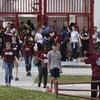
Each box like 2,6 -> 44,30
0,64 -> 92,94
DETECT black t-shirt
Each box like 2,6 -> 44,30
11,42 -> 21,58
0,32 -> 4,45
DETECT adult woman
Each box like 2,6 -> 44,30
37,45 -> 48,88
2,42 -> 18,86
80,27 -> 89,57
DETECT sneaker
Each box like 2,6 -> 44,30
28,72 -> 31,76
6,83 -> 9,86
43,85 -> 46,88
38,83 -> 41,87
8,83 -> 11,86
15,77 -> 19,81
73,59 -> 77,62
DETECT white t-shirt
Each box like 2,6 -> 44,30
71,31 -> 79,42
93,32 -> 98,43
35,33 -> 43,44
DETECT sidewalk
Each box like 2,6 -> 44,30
0,66 -> 92,94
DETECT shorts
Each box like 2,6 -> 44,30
14,60 -> 18,68
50,68 -> 60,78
67,42 -> 71,51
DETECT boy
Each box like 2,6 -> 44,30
81,45 -> 100,99
47,42 -> 62,92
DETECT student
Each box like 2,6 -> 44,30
37,45 -> 48,88
47,42 -> 62,92
80,27 -> 89,57
34,27 -> 43,52
2,42 -> 18,86
11,35 -> 23,81
81,45 -> 100,99
22,37 -> 34,76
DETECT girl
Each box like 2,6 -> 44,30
37,45 -> 48,88
22,37 -> 34,76
34,27 -> 43,52
80,27 -> 89,57
70,26 -> 80,62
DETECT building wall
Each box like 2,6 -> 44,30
94,0 -> 100,30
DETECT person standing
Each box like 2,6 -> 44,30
81,45 -> 100,99
47,42 -> 62,92
93,26 -> 98,50
2,42 -> 18,86
70,26 -> 80,62
49,26 -> 57,50
80,27 -> 89,57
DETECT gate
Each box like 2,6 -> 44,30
0,0 -> 94,52
0,0 -> 42,27
43,0 -> 94,52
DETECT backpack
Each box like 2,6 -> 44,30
33,57 -> 41,66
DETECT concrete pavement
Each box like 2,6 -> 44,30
0,65 -> 92,94
0,60 -> 92,96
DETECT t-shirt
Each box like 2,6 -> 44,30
49,31 -> 57,41
47,50 -> 62,69
22,43 -> 34,56
71,31 -> 79,42
35,33 -> 43,44
93,32 -> 99,44
37,51 -> 48,63
4,32 -> 12,44
84,54 -> 100,77
11,42 -> 21,58
2,48 -> 16,62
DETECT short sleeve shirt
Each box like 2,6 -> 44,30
47,50 -> 62,69
2,48 -> 16,62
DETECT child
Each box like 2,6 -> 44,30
81,45 -> 100,99
2,42 -> 18,86
47,42 -> 62,92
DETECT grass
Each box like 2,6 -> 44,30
0,86 -> 86,100
34,75 -> 91,83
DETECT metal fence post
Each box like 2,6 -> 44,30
55,80 -> 58,98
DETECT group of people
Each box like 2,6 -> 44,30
1,19 -> 100,99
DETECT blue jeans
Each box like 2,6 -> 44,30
24,56 -> 32,72
71,42 -> 78,59
4,62 -> 14,84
